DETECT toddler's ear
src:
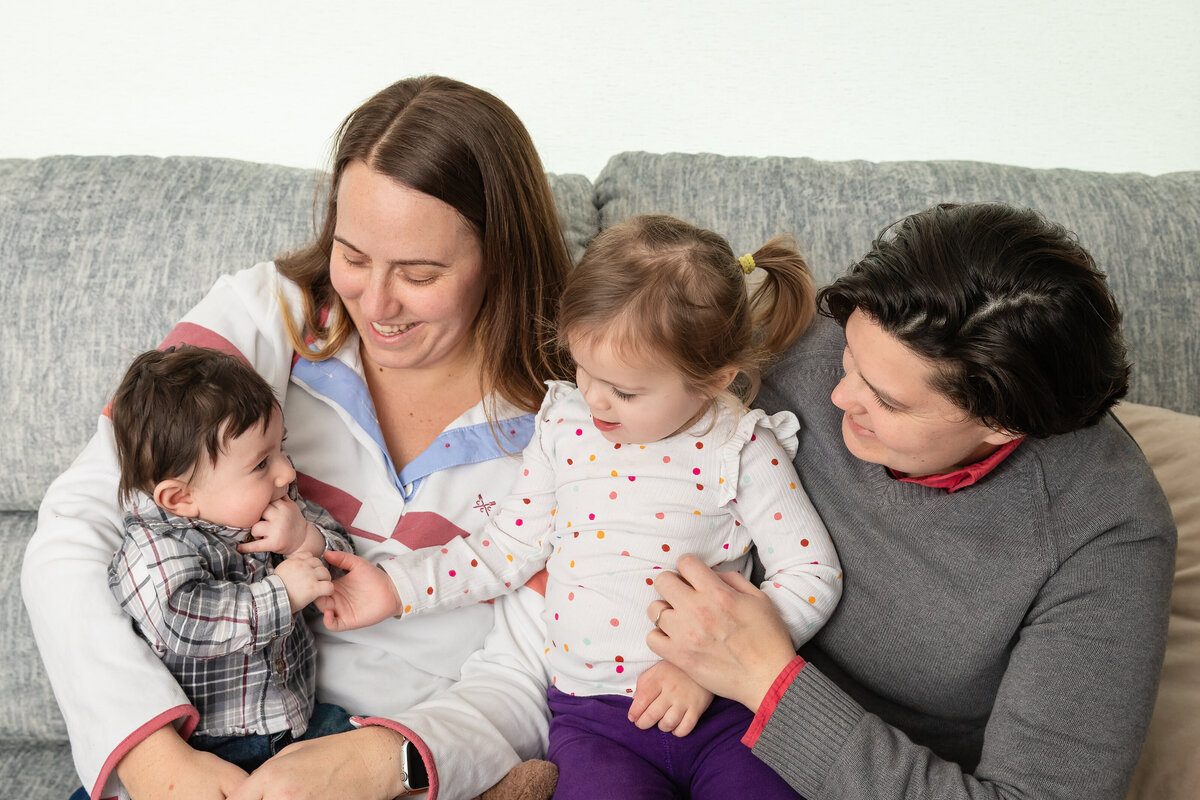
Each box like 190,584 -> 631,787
710,366 -> 739,393
154,478 -> 198,518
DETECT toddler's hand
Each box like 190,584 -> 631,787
628,660 -> 714,737
274,552 -> 333,613
239,497 -> 320,556
316,549 -> 404,632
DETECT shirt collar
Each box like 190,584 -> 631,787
888,437 -> 1025,492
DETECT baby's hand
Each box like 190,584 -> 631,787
239,497 -> 321,556
316,549 -> 404,632
273,552 -> 333,614
628,660 -> 714,737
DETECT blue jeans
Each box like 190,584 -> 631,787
68,703 -> 354,798
187,702 -> 355,772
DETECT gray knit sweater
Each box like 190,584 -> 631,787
752,317 -> 1176,800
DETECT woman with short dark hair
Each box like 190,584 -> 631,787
649,202 -> 1175,800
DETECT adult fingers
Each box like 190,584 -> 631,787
323,549 -> 360,570
646,599 -> 672,627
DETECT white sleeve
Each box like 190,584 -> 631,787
729,418 -> 843,647
20,263 -> 296,796
383,392 -> 562,615
23,421 -> 195,797
384,585 -> 552,800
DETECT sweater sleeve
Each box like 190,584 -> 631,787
750,513 -> 1176,800
383,584 -> 552,800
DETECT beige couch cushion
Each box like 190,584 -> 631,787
1115,402 -> 1200,800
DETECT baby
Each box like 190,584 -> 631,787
106,346 -> 354,772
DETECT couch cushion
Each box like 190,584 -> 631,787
0,156 -> 596,511
1115,402 -> 1200,800
594,152 -> 1200,417
0,742 -> 79,800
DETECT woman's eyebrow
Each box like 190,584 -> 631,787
332,235 -> 450,268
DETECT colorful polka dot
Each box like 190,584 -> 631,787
693,468 -> 701,475
449,569 -> 456,577
609,491 -> 618,499
609,618 -> 620,627
773,512 -> 782,520
655,512 -> 665,519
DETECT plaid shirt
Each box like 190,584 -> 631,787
107,485 -> 352,737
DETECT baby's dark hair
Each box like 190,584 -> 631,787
818,202 -> 1129,437
110,346 -> 279,505
559,214 -> 815,405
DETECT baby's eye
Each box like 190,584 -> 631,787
254,458 -> 269,471
610,387 -> 635,401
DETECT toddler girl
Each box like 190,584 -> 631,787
322,214 -> 841,799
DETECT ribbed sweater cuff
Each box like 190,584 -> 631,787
750,664 -> 864,797
743,655 -> 807,747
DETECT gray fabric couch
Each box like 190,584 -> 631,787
3,152 -> 1197,799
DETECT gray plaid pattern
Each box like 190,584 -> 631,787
107,487 -> 352,737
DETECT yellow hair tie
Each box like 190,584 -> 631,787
739,253 -> 756,274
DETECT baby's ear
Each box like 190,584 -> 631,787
154,478 -> 198,518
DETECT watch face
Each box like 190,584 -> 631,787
404,740 -> 430,791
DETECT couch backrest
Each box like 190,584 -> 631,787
594,152 -> 1200,417
0,156 -> 597,512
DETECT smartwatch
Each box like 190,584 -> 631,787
401,738 -> 430,794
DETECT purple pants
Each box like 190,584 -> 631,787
546,686 -> 804,800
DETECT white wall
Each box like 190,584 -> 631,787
3,0 -> 1198,178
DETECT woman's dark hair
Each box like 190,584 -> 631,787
277,75 -> 573,414
818,202 -> 1129,437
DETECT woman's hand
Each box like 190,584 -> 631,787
315,550 -> 404,632
646,554 -> 798,712
117,724 -> 248,799
226,727 -> 409,800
